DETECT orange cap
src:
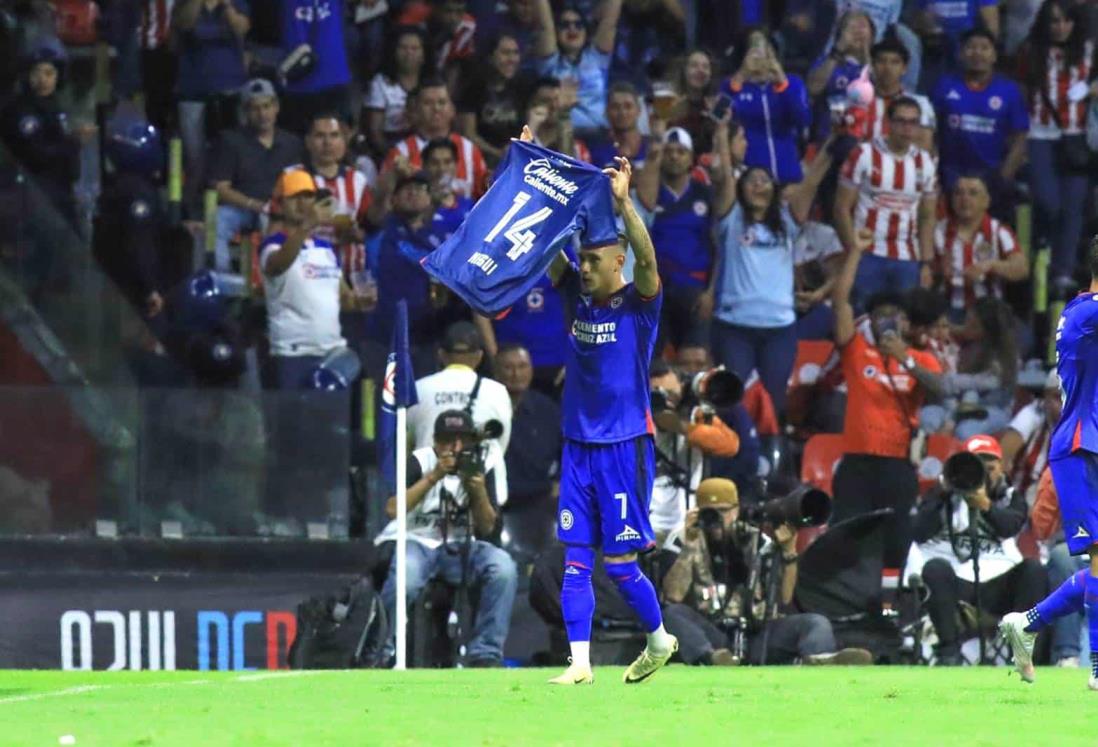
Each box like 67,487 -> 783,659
964,434 -> 1002,460
277,170 -> 317,198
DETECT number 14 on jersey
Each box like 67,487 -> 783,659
485,192 -> 554,261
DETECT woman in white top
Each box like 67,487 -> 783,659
361,26 -> 430,157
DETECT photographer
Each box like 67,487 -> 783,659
912,434 -> 1046,665
660,478 -> 872,666
648,360 -> 740,541
374,410 -> 517,667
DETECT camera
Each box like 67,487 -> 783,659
650,366 -> 744,413
940,451 -> 986,493
741,485 -> 831,528
454,419 -> 504,479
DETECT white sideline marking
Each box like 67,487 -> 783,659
0,671 -> 327,706
0,685 -> 104,705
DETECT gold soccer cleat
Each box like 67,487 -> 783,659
623,636 -> 678,684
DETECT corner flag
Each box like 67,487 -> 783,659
378,299 -> 418,491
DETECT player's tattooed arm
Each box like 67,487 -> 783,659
607,157 -> 660,297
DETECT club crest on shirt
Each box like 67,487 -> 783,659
559,509 -> 574,530
988,96 -> 1002,111
693,200 -> 708,217
130,200 -> 151,219
18,115 -> 40,136
863,364 -> 878,379
610,295 -> 623,309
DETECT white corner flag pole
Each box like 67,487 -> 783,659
395,405 -> 408,670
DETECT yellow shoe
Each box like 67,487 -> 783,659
548,661 -> 594,685
623,635 -> 678,684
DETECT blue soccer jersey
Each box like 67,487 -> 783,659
1051,291 -> 1098,460
493,275 -> 569,368
649,180 -> 713,289
423,140 -> 620,316
932,73 -> 1029,188
558,266 -> 662,443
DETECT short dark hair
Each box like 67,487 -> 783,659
905,288 -> 948,327
497,343 -> 529,358
650,359 -> 673,379
961,25 -> 998,47
307,111 -> 346,131
866,290 -> 907,316
422,137 -> 458,162
608,80 -> 640,102
871,36 -> 909,65
411,76 -> 449,100
886,95 -> 921,120
1090,234 -> 1098,280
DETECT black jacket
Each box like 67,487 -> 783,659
913,479 -> 1027,549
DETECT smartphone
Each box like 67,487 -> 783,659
708,94 -> 733,122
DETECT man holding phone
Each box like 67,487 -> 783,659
828,227 -> 944,573
261,170 -> 356,389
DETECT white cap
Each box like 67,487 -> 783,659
663,127 -> 694,152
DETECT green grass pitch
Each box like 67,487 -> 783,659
2,666 -> 1095,746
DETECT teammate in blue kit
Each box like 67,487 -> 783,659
1000,236 -> 1098,689
545,150 -> 678,686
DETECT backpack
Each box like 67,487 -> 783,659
288,578 -> 390,669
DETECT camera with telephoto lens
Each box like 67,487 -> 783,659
940,451 -> 987,494
741,485 -> 832,528
650,366 -> 744,414
455,419 -> 504,479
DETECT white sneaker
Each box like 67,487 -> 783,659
998,612 -> 1036,684
1056,656 -> 1080,668
1089,676 -> 1098,692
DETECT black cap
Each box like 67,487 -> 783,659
442,321 -> 482,353
434,409 -> 477,438
395,170 -> 431,192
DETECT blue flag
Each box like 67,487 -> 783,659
378,299 -> 418,491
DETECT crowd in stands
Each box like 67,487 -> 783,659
2,0 -> 1098,669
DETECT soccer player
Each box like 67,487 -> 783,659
546,153 -> 678,685
1000,235 -> 1098,689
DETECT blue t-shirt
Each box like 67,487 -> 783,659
1051,292 -> 1098,460
432,196 -> 474,241
176,0 -> 249,98
932,73 -> 1029,188
281,0 -> 351,94
920,0 -> 998,38
808,54 -> 864,141
587,137 -> 649,171
714,204 -> 798,329
494,275 -> 569,368
535,47 -> 612,132
375,215 -> 438,332
649,180 -> 713,289
423,140 -> 620,316
559,268 -> 661,443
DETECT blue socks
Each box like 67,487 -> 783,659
561,546 -> 595,644
1087,573 -> 1098,679
605,559 -> 663,633
1026,569 -> 1087,632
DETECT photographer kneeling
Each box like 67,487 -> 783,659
912,434 -> 1046,665
649,360 -> 741,541
660,478 -> 871,666
375,410 -> 517,667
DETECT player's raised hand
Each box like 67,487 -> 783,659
603,156 -> 632,202
518,124 -> 535,142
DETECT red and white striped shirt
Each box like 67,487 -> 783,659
933,214 -> 1019,311
280,164 -> 374,274
863,91 -> 936,141
840,137 -> 937,261
383,132 -> 487,199
437,14 -> 477,71
140,0 -> 174,50
1028,42 -> 1095,139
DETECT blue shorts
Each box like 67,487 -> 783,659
1050,451 -> 1098,555
557,436 -> 657,555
